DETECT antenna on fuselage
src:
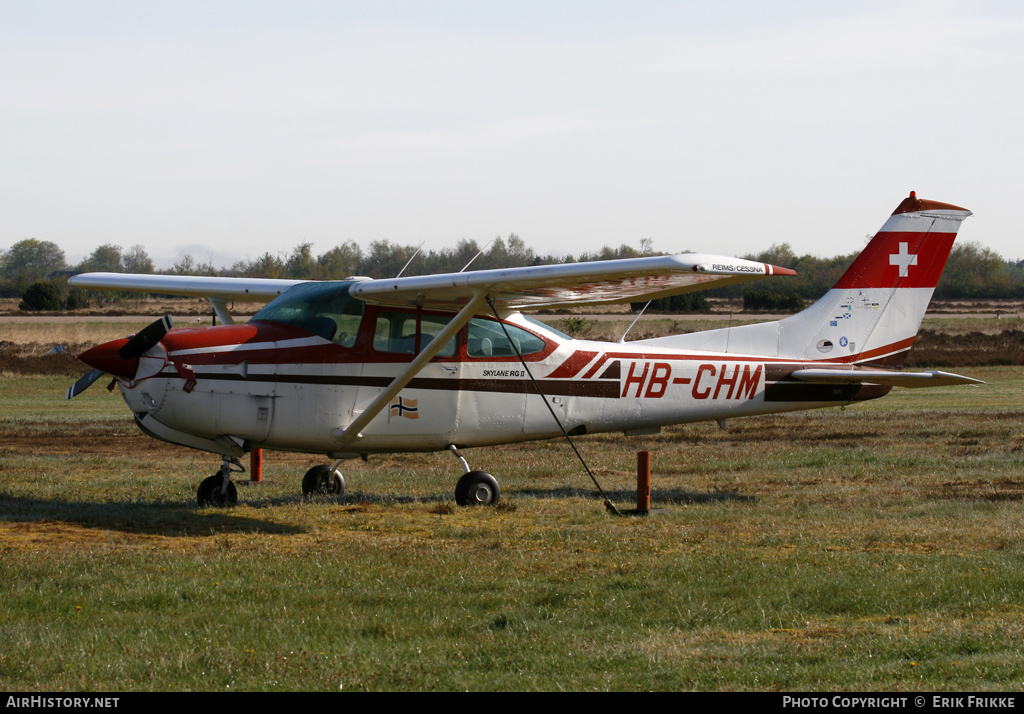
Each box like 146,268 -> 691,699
617,300 -> 651,343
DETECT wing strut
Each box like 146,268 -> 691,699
330,292 -> 488,450
207,297 -> 235,325
486,298 -> 622,516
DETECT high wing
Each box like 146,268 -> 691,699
68,272 -> 303,301
350,254 -> 795,310
69,253 -> 796,312
68,273 -> 306,324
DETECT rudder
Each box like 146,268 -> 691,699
776,191 -> 972,366
631,192 -> 973,366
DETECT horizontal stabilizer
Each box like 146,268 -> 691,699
790,368 -> 985,388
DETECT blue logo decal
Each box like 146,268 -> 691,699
839,336 -> 848,347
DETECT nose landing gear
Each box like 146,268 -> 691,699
197,457 -> 245,507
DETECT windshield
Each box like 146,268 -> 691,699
251,281 -> 364,346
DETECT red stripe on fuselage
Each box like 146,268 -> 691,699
820,336 -> 915,364
162,322 -> 350,365
583,338 -> 915,369
162,317 -> 559,367
547,350 -> 599,379
161,323 -> 914,372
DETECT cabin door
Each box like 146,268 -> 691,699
352,308 -> 462,441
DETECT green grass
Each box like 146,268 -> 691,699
0,375 -> 122,422
2,367 -> 1024,690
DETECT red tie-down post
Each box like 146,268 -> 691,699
251,448 -> 263,482
637,451 -> 651,513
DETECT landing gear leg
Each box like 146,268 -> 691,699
448,445 -> 500,507
197,456 -> 243,507
302,460 -> 345,497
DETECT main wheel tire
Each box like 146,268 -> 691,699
455,471 -> 500,507
197,474 -> 238,507
302,465 -> 345,496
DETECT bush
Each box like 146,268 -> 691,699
557,316 -> 593,337
17,281 -> 92,311
64,289 -> 91,310
19,282 -> 64,311
630,292 -> 711,313
743,289 -> 805,312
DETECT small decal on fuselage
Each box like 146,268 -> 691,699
482,369 -> 526,377
389,396 -> 419,420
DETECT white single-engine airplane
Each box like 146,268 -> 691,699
68,193 -> 981,507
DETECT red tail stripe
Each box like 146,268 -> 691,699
833,232 -> 956,290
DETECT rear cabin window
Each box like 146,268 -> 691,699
466,318 -> 547,357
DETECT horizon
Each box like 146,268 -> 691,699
7,230 -> 1020,276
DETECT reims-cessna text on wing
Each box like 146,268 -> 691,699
67,193 -> 982,507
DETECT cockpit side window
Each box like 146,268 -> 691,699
372,310 -> 456,357
331,295 -> 365,348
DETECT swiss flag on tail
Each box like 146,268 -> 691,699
834,192 -> 971,290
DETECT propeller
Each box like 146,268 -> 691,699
119,315 -> 174,359
65,368 -> 105,400
66,315 -> 174,400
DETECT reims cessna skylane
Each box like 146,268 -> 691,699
67,193 -> 982,507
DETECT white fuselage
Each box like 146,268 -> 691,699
118,313 -> 884,459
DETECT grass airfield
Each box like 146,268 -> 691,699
2,317 -> 1024,690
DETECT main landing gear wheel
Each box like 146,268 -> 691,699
197,474 -> 238,507
455,470 -> 500,507
302,465 -> 345,497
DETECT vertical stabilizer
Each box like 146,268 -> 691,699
634,193 -> 972,366
777,192 -> 972,366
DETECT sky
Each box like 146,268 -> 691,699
2,0 -> 1023,271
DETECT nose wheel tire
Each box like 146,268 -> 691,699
302,465 -> 345,496
455,470 -> 500,506
197,474 -> 238,507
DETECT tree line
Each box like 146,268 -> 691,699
3,235 -> 1024,310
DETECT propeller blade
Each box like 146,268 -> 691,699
66,368 -> 106,400
119,315 -> 173,359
